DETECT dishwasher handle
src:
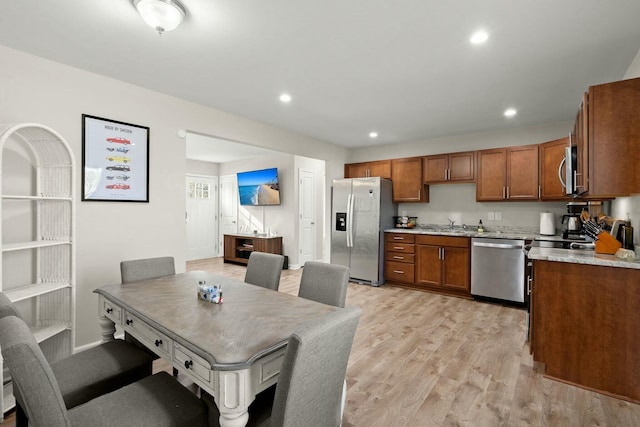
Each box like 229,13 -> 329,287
472,241 -> 523,250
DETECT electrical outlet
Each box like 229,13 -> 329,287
495,212 -> 502,221
488,212 -> 495,221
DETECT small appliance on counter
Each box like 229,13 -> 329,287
393,216 -> 417,228
539,212 -> 555,236
561,201 -> 608,240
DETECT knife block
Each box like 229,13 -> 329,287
595,231 -> 622,254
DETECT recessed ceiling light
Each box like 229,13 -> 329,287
470,31 -> 489,44
279,93 -> 292,103
504,108 -> 517,117
369,132 -> 378,138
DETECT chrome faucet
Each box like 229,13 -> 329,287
447,218 -> 455,229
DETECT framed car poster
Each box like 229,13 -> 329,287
82,115 -> 149,202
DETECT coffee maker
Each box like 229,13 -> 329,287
562,201 -> 607,240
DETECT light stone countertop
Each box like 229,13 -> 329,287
527,246 -> 640,270
385,226 -> 541,241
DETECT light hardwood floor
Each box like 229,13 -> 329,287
3,257 -> 638,426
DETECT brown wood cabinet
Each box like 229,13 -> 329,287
383,233 -> 415,284
531,259 -> 640,402
586,77 -> 640,197
415,235 -> 470,295
223,234 -> 283,265
344,160 -> 391,179
476,145 -> 539,201
539,137 -> 570,200
391,157 -> 428,202
423,151 -> 475,183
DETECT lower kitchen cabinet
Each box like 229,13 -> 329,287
384,233 -> 415,284
531,260 -> 640,402
415,235 -> 470,295
384,232 -> 471,297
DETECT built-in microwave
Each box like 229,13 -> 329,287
559,137 -> 578,196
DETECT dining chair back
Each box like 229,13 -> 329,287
0,315 -> 207,427
298,262 -> 350,308
244,252 -> 285,291
120,256 -> 176,283
271,306 -> 361,426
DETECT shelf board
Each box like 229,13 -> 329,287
5,282 -> 71,302
2,194 -> 72,201
31,324 -> 69,344
2,382 -> 15,415
2,240 -> 71,252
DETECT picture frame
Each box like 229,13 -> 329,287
81,114 -> 149,202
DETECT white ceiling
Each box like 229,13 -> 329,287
185,133 -> 278,163
1,1 -> 640,159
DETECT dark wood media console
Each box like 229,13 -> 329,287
223,234 -> 283,265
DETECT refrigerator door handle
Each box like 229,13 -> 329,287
346,194 -> 354,247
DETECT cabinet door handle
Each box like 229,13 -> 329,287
507,187 -> 510,199
444,169 -> 447,180
441,248 -> 445,260
106,307 -> 113,314
503,187 -> 506,199
393,270 -> 405,274
393,237 -> 404,240
155,339 -> 163,347
393,256 -> 404,260
126,319 -> 133,325
184,360 -> 193,370
393,246 -> 405,250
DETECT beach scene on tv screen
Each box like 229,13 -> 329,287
237,168 -> 280,205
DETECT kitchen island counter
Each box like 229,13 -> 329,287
528,246 -> 640,269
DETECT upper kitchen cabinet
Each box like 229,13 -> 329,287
423,151 -> 475,183
344,160 -> 391,179
391,157 -> 428,202
539,137 -> 570,200
586,77 -> 640,197
476,145 -> 539,201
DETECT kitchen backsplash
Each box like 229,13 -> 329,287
398,183 -> 567,233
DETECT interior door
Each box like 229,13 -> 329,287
298,169 -> 316,265
186,175 -> 217,261
219,174 -> 238,256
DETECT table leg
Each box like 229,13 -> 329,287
218,411 -> 249,427
99,315 -> 116,343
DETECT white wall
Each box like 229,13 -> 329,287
0,45 -> 348,347
186,159 -> 219,176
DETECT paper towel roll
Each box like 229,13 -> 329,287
540,212 -> 556,236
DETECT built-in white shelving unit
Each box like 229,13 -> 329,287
0,123 -> 76,419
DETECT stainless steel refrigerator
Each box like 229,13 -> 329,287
331,177 -> 397,286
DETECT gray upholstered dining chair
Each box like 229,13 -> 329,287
120,256 -> 176,283
0,315 -> 208,427
120,256 -> 178,376
204,306 -> 361,427
298,262 -> 350,308
0,292 -> 154,427
244,252 -> 285,291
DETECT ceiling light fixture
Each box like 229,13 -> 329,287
504,108 -> 517,117
279,93 -> 292,103
470,31 -> 489,44
369,132 -> 378,138
133,0 -> 186,34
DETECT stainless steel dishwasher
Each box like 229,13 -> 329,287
471,237 -> 525,304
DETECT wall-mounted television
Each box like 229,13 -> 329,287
237,167 -> 281,206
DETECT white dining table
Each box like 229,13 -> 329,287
94,270 -> 337,427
